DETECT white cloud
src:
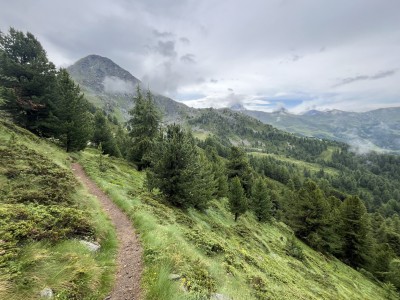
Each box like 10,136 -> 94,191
1,0 -> 400,112
103,76 -> 134,94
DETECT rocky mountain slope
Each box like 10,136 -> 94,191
67,54 -> 194,123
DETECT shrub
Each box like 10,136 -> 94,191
285,236 -> 305,261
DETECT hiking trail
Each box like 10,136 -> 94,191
72,163 -> 142,300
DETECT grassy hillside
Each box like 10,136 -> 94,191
0,120 -> 117,300
78,148 -> 394,300
248,151 -> 339,176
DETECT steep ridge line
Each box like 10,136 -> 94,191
71,163 -> 143,300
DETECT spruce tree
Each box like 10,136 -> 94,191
115,125 -> 130,158
185,152 -> 216,210
0,28 -> 57,134
388,259 -> 400,290
340,195 -> 371,268
147,124 -> 215,209
226,146 -> 253,196
229,176 -> 247,221
53,69 -> 92,152
92,111 -> 121,157
288,180 -> 338,252
251,178 -> 272,222
205,146 -> 228,198
128,86 -> 161,170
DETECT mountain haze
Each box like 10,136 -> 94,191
243,107 -> 400,154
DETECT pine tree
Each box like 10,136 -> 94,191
251,178 -> 272,222
388,259 -> 400,290
229,176 -> 247,221
0,28 -> 57,134
147,124 -> 215,209
115,125 -> 130,158
226,146 -> 253,196
128,86 -> 161,170
340,195 -> 371,268
185,152 -> 216,210
53,69 -> 92,152
92,111 -> 121,157
205,146 -> 228,198
288,180 -> 338,252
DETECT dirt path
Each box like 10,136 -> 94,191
71,163 -> 143,300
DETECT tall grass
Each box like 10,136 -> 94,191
0,121 -> 117,300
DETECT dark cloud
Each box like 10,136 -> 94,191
180,53 -> 196,64
154,40 -> 177,57
153,29 -> 174,38
196,77 -> 205,83
210,78 -> 218,83
179,37 -> 190,44
334,69 -> 397,87
141,61 -> 180,96
225,92 -> 246,107
291,54 -> 302,62
1,0 -> 399,112
371,70 -> 397,79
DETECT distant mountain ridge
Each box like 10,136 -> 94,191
243,107 -> 400,153
67,54 -> 400,154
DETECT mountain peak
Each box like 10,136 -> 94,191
303,109 -> 323,116
67,54 -> 140,94
272,107 -> 290,115
325,109 -> 346,115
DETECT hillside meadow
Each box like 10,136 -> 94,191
78,148 -> 394,300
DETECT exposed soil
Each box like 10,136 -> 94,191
72,163 -> 143,300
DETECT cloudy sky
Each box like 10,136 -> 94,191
1,0 -> 400,113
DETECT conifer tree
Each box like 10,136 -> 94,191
388,259 -> 400,290
340,195 -> 371,268
186,152 -> 216,210
128,86 -> 161,170
115,125 -> 130,158
147,124 -> 215,209
251,178 -> 272,222
92,110 -> 121,157
226,146 -> 253,196
205,146 -> 228,198
288,180 -> 339,252
229,176 -> 248,221
53,69 -> 92,152
0,28 -> 57,134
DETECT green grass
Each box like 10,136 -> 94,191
192,130 -> 211,141
0,119 -> 117,300
319,146 -> 337,162
79,148 -> 392,300
248,151 -> 339,176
